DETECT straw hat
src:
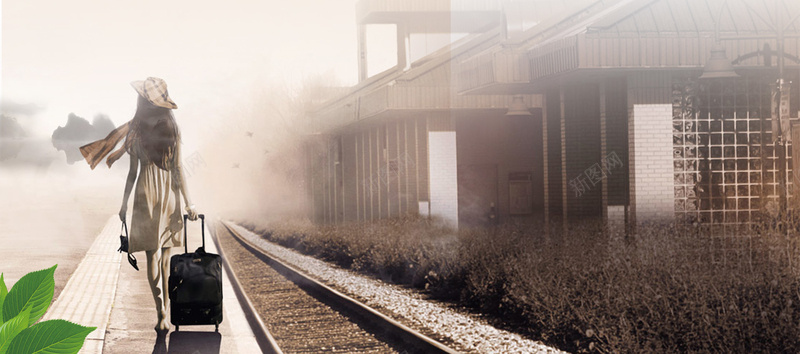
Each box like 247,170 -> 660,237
130,77 -> 177,109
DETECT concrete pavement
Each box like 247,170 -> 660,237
45,215 -> 261,353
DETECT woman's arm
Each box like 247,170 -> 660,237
120,154 -> 138,222
173,143 -> 198,220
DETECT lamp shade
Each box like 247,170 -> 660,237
506,95 -> 533,116
699,44 -> 739,80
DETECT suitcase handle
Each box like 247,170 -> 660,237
183,214 -> 205,254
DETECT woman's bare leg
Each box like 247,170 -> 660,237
146,249 -> 169,331
160,247 -> 172,325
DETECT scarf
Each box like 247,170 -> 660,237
79,121 -> 131,169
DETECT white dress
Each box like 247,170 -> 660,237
129,141 -> 182,253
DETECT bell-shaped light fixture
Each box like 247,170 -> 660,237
699,44 -> 739,80
506,95 -> 533,116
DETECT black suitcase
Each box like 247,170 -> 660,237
168,214 -> 223,332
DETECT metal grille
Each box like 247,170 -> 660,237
672,74 -> 787,225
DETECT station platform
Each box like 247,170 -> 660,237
43,215 -> 261,353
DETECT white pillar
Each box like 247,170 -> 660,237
629,104 -> 674,224
428,131 -> 459,227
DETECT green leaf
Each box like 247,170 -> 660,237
3,265 -> 56,327
0,274 -> 7,324
0,307 -> 29,354
7,320 -> 95,354
0,274 -> 7,298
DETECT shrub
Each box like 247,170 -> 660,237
241,216 -> 800,353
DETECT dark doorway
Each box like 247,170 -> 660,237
458,164 -> 499,226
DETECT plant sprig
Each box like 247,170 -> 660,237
0,266 -> 95,354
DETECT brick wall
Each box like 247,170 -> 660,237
605,77 -> 629,206
564,83 -> 602,219
428,131 -> 459,227
629,104 -> 674,223
545,89 -> 563,223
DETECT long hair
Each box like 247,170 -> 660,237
126,95 -> 180,170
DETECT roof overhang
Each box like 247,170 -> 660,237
457,49 -> 538,95
458,33 -> 800,94
309,85 -> 541,133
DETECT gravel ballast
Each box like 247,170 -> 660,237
226,222 -> 565,354
217,224 -> 400,353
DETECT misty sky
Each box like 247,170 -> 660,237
1,0 -> 366,139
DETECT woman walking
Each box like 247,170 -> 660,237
81,77 -> 198,332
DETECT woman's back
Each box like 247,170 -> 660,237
129,102 -> 180,171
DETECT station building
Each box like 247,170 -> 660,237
303,0 -> 800,231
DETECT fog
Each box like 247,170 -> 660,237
0,0 -> 402,221
189,78 -> 322,222
0,0 -> 366,287
0,68 -> 329,295
0,75 -> 322,222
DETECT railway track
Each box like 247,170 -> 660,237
211,219 -> 460,354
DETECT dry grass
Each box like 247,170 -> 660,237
240,215 -> 800,353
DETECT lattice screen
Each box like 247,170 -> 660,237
672,74 -> 794,225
